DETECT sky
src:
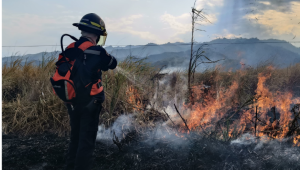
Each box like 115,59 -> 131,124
2,0 -> 300,56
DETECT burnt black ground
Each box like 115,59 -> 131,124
2,133 -> 300,170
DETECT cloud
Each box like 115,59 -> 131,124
212,29 -> 242,39
2,9 -> 82,52
56,4 -> 64,9
159,0 -> 223,34
250,0 -> 296,13
160,12 -> 201,42
2,10 -> 79,36
105,14 -> 162,43
160,13 -> 191,35
194,0 -> 223,24
244,1 -> 300,36
3,13 -> 56,35
107,14 -> 143,28
160,10 -> 216,42
258,1 -> 271,5
196,0 -> 224,8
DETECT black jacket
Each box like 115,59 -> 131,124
74,37 -> 117,104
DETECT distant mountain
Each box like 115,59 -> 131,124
105,42 -> 191,60
2,51 -> 60,66
3,38 -> 300,71
142,38 -> 300,71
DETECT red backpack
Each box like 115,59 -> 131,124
50,34 -> 103,103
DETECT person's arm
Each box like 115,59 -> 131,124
100,48 -> 117,71
85,47 -> 117,112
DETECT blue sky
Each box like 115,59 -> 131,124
2,0 -> 300,56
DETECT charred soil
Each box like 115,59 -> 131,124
3,132 -> 300,170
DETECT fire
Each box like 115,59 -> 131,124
294,135 -> 300,147
126,86 -> 143,112
246,73 -> 298,140
179,72 -> 300,144
175,133 -> 185,138
186,81 -> 239,131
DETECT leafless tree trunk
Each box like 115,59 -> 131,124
187,0 -> 219,104
188,2 -> 195,104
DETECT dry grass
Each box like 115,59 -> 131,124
2,56 -> 69,136
2,55 -> 300,138
193,64 -> 300,104
100,57 -> 158,126
2,56 -> 157,136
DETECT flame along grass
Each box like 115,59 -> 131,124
180,71 -> 300,145
2,55 -> 300,146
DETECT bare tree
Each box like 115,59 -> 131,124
188,0 -> 220,104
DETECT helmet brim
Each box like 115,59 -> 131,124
73,23 -> 79,27
73,23 -> 105,32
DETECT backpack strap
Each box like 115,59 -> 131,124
57,42 -> 76,64
57,41 -> 93,64
77,41 -> 94,51
60,40 -> 94,52
67,42 -> 75,49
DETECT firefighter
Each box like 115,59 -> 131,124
64,13 -> 117,170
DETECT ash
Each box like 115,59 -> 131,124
3,129 -> 300,170
93,116 -> 300,170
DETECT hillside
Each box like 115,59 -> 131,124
145,38 -> 300,71
3,38 -> 300,71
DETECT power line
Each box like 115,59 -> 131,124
2,45 -> 62,47
2,41 -> 300,48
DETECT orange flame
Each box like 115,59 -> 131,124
187,81 -> 239,131
126,86 -> 143,112
180,72 -> 300,144
294,135 -> 300,147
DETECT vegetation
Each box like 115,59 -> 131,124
2,56 -> 157,136
2,56 -> 300,143
3,55 -> 300,170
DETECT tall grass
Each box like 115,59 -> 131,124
2,56 -> 157,136
100,57 -> 157,125
193,64 -> 300,105
2,55 -> 68,136
2,54 -> 300,137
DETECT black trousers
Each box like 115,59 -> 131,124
65,103 -> 101,170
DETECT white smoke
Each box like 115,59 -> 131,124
96,70 -> 189,144
139,121 -> 192,148
231,133 -> 270,150
96,114 -> 134,142
231,133 -> 300,164
231,133 -> 257,145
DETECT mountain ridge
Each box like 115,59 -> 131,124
3,38 -> 300,71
